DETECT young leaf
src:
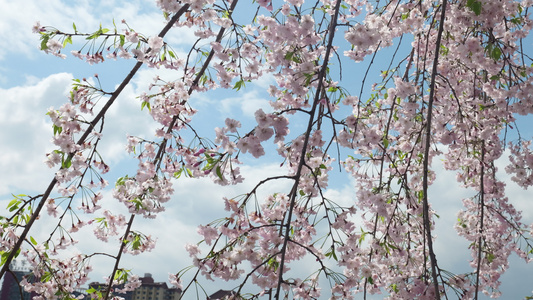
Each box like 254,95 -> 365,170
216,166 -> 224,180
233,79 -> 245,91
62,156 -> 72,169
466,0 -> 482,15
63,35 -> 73,47
491,47 -> 502,60
141,101 -> 151,111
40,35 -> 50,50
7,199 -> 19,209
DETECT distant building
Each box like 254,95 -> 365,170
90,273 -> 181,300
0,260 -> 36,300
208,289 -> 238,300
0,260 -> 86,300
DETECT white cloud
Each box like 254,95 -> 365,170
218,90 -> 272,117
0,68 -> 162,196
76,162 -> 294,289
0,0 -> 192,61
0,0 -> 89,60
0,73 -> 72,195
430,153 -> 533,299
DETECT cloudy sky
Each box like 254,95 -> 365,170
1,0 -> 532,298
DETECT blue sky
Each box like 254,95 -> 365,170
1,0 -> 532,298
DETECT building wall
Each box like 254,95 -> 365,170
132,285 -> 166,300
91,273 -> 182,300
0,270 -> 32,300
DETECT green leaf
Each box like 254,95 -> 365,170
168,50 -> 176,59
233,79 -> 245,91
30,236 -> 38,245
41,271 -> 53,282
484,43 -> 502,61
486,252 -> 495,263
116,176 -> 128,187
62,156 -> 72,169
40,35 -> 50,50
358,230 -> 367,245
7,199 -> 19,209
0,249 -> 21,267
129,198 -> 143,210
141,101 -> 151,111
440,45 -> 449,55
215,166 -> 224,180
491,47 -> 502,60
72,22 -> 77,32
53,125 -> 62,135
114,269 -> 128,281
63,35 -> 73,47
325,247 -> 339,261
120,34 -> 125,46
467,0 -> 482,15
284,51 -> 301,63
86,33 -> 98,40
204,152 -> 215,164
266,257 -> 279,271
7,199 -> 22,213
0,252 -> 9,267
303,73 -> 313,86
132,236 -> 141,250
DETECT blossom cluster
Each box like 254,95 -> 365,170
6,0 -> 533,298
21,249 -> 92,300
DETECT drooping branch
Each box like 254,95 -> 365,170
0,5 -> 189,281
274,0 -> 343,297
422,0 -> 449,297
474,142 -> 486,300
103,214 -> 135,300
153,0 -> 240,172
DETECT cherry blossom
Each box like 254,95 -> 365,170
2,0 -> 533,298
